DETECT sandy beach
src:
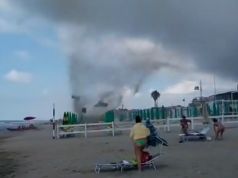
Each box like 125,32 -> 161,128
0,133 -> 19,178
1,124 -> 238,178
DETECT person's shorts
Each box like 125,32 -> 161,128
134,139 -> 146,147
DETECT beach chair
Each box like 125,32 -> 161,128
145,119 -> 169,147
121,152 -> 160,171
179,126 -> 211,143
95,151 -> 161,174
95,162 -> 122,174
141,153 -> 160,170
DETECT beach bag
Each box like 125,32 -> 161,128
141,151 -> 152,163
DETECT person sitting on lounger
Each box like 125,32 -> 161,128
130,115 -> 150,171
180,115 -> 191,135
212,118 -> 225,140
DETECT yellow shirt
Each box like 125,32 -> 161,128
130,123 -> 150,140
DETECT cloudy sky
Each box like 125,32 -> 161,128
1,0 -> 238,120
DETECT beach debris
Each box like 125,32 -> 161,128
72,95 -> 80,100
151,90 -> 160,107
94,100 -> 108,107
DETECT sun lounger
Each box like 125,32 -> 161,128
120,152 -> 161,172
179,127 -> 211,142
95,162 -> 121,174
95,152 -> 161,174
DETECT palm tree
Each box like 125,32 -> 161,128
151,90 -> 160,107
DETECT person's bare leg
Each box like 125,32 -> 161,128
135,146 -> 142,171
134,144 -> 137,159
220,128 -> 224,139
214,128 -> 219,140
182,128 -> 188,135
216,132 -> 219,140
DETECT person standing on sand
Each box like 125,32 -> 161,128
212,118 -> 225,140
130,115 -> 150,171
180,115 -> 191,135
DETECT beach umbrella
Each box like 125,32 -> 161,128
24,116 -> 36,121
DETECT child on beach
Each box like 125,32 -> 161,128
130,115 -> 150,171
180,115 -> 191,135
212,118 -> 225,140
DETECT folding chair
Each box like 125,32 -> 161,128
119,151 -> 161,172
140,153 -> 160,170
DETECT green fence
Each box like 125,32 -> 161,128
63,112 -> 79,125
207,100 -> 238,116
104,100 -> 238,122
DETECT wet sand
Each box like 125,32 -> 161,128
1,124 -> 238,178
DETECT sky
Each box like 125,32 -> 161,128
1,0 -> 238,120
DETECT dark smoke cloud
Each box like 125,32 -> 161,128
11,0 -> 238,117
13,0 -> 238,79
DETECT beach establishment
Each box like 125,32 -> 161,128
60,91 -> 238,125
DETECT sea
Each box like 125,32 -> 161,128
0,120 -> 26,132
0,120 -> 47,133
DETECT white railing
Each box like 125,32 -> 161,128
208,114 -> 238,128
55,114 -> 238,138
164,115 -> 238,132
56,122 -> 115,138
162,116 -> 204,132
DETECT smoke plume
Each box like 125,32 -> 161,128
60,28 -> 177,118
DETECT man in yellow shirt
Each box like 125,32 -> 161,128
130,115 -> 150,170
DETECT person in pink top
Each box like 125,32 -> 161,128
212,118 -> 225,140
180,115 -> 191,135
